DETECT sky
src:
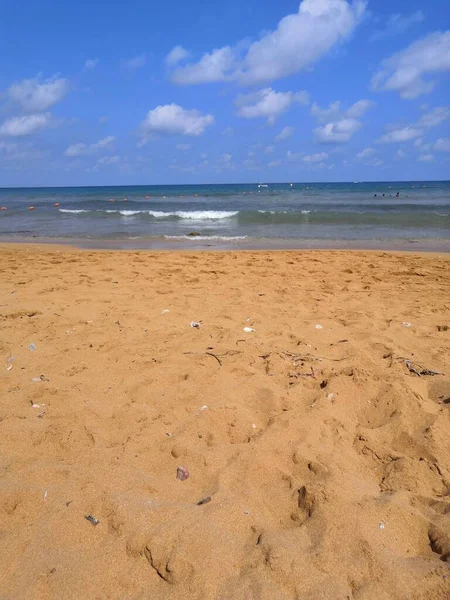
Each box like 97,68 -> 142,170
0,0 -> 449,186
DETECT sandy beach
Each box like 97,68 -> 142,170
1,245 -> 449,600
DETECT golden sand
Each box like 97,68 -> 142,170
1,246 -> 449,599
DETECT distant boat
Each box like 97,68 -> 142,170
258,184 -> 268,188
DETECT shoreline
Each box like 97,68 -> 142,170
0,235 -> 449,253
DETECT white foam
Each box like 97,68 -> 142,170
301,210 -> 311,214
150,210 -> 238,220
164,235 -> 248,241
59,209 -> 89,214
119,210 -> 142,216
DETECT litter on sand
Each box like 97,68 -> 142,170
197,496 -> 211,506
196,405 -> 208,415
315,324 -> 323,329
162,309 -> 170,314
6,364 -> 13,371
401,322 -> 412,328
7,356 -> 14,363
243,327 -> 255,333
176,466 -> 189,481
379,521 -> 386,530
190,321 -> 200,328
28,343 -> 36,351
85,515 -> 100,526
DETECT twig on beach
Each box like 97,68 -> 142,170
184,349 -> 242,367
205,352 -> 222,367
279,351 -> 351,363
397,357 -> 442,377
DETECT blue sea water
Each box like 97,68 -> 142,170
0,181 -> 449,249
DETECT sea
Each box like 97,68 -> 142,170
0,181 -> 449,250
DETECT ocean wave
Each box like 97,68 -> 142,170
164,235 -> 248,241
59,209 -> 89,214
149,210 -> 238,220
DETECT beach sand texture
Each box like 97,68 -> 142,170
1,246 -> 449,600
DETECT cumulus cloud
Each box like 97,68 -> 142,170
98,155 -> 120,164
418,153 -> 434,162
6,75 -> 69,112
356,147 -> 375,159
171,47 -> 236,84
0,113 -> 52,136
139,104 -> 214,138
268,159 -> 281,167
311,99 -> 374,122
236,88 -> 308,124
378,126 -> 423,143
121,54 -> 146,69
312,99 -> 373,143
371,31 -> 450,98
165,46 -> 191,67
418,106 -> 450,127
303,152 -> 328,163
435,138 -> 450,152
275,126 -> 294,141
286,150 -> 304,161
315,118 -> 361,143
370,10 -> 424,41
395,149 -> 407,159
65,135 -> 115,156
176,143 -> 191,150
85,58 -> 99,70
170,0 -> 366,85
377,105 -> 449,144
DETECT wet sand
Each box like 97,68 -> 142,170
1,245 -> 449,599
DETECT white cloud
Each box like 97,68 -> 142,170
346,99 -> 375,119
435,138 -> 450,152
275,126 -> 294,141
418,153 -> 434,162
6,75 -> 69,112
418,106 -> 450,128
122,54 -> 146,70
0,113 -> 51,136
312,99 -> 373,143
85,58 -> 99,70
171,47 -> 235,84
378,105 -> 450,145
165,46 -> 191,67
311,99 -> 374,122
236,88 -> 308,124
140,104 -> 214,138
378,126 -> 423,143
170,0 -> 367,85
176,143 -> 191,150
370,10 -> 424,41
395,149 -> 407,159
268,159 -> 281,167
356,147 -> 375,159
315,118 -> 361,143
371,31 -> 450,98
65,135 -> 115,156
286,150 -> 304,161
303,152 -> 328,163
265,145 -> 275,153
98,155 -> 120,164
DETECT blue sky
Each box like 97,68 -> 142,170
0,0 -> 449,186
